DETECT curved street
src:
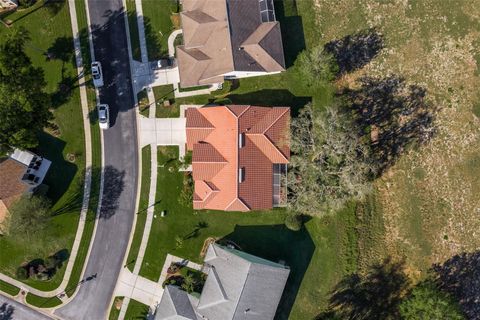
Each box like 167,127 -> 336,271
55,0 -> 138,319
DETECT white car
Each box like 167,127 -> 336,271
91,61 -> 104,88
97,104 -> 110,130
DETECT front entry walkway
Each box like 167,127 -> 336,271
116,268 -> 163,308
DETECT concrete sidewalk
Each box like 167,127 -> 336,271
116,268 -> 163,307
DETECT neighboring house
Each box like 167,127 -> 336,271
155,243 -> 290,320
0,0 -> 17,13
0,149 -> 51,223
176,0 -> 286,88
185,105 -> 290,211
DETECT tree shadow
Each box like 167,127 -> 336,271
43,0 -> 66,17
47,36 -> 74,63
433,251 -> 480,319
144,15 -> 165,60
220,224 -> 315,320
99,166 -> 125,219
316,258 -> 410,320
89,8 -> 135,119
342,76 -> 437,175
275,0 -> 306,68
227,89 -> 311,117
36,132 -> 78,205
325,28 -> 384,75
0,303 -> 14,320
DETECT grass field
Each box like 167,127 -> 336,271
0,280 -> 20,296
108,296 -> 124,320
125,0 -> 141,61
25,293 -> 62,308
124,299 -> 150,320
0,0 -> 87,291
309,0 -> 480,277
125,146 -> 151,272
141,0 -> 181,60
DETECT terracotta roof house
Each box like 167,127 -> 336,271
0,149 -> 51,222
154,243 -> 290,320
176,0 -> 286,88
186,105 -> 289,211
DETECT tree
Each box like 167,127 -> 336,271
294,46 -> 338,89
6,194 -> 51,239
0,27 -> 52,155
284,212 -> 303,231
288,103 -> 374,216
399,281 -> 464,320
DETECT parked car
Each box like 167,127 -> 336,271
97,104 -> 110,130
91,61 -> 104,88
152,58 -> 174,70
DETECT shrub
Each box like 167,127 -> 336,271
179,173 -> 193,207
285,213 -> 303,231
16,267 -> 28,280
45,256 -> 58,270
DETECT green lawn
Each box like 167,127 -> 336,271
124,299 -> 150,320
141,0 -> 181,60
153,85 -> 178,118
0,0 -> 88,291
0,280 -> 20,296
25,293 -> 62,308
62,0 -> 103,298
108,296 -> 124,320
125,0 -> 141,61
125,146 -> 151,272
138,147 -> 357,319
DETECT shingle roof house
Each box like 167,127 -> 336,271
177,0 -> 286,88
0,149 -> 51,223
186,105 -> 290,211
155,243 -> 290,320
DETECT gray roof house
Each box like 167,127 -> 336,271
176,0 -> 286,87
155,243 -> 290,320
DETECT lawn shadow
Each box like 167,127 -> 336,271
342,75 -> 437,175
275,0 -> 306,68
316,258 -> 410,320
433,251 -> 480,319
51,166 -> 100,218
325,28 -> 383,75
144,15 -> 165,60
47,35 -> 83,109
220,223 -> 315,320
36,131 -> 78,205
227,89 -> 310,116
99,166 -> 125,219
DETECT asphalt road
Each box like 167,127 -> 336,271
55,0 -> 138,319
0,294 -> 52,320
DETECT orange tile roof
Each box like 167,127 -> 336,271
186,105 -> 290,211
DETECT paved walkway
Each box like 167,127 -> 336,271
116,269 -> 163,307
0,0 -> 96,305
167,29 -> 182,57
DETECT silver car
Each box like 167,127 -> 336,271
97,104 -> 110,130
91,61 -> 104,88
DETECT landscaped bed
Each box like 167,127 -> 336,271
162,263 -> 206,295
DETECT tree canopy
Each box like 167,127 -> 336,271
288,103 -> 374,216
6,194 -> 51,240
0,27 -> 52,155
399,281 -> 464,320
294,46 -> 338,89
